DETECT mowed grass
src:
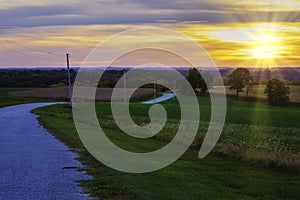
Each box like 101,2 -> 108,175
33,97 -> 300,199
96,97 -> 300,128
212,85 -> 300,103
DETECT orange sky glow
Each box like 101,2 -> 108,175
0,0 -> 299,68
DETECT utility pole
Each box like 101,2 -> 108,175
123,68 -> 127,102
66,53 -> 72,105
173,80 -> 176,95
154,81 -> 157,103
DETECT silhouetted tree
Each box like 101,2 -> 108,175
228,68 -> 251,99
222,77 -> 228,85
246,75 -> 255,98
265,78 -> 290,106
187,68 -> 209,95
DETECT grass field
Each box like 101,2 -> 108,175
213,85 -> 300,103
33,96 -> 300,199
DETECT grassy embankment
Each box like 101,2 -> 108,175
33,96 -> 300,199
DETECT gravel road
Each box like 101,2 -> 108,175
0,103 -> 91,200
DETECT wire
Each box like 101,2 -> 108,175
0,38 -> 53,61
0,44 -> 51,61
2,39 -> 53,55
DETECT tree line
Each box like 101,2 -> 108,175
187,67 -> 291,106
0,69 -> 123,88
0,70 -> 76,87
0,68 -> 293,106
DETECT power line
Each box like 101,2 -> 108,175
0,38 -> 53,61
0,45 -> 49,61
2,39 -> 52,55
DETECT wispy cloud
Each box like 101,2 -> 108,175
0,0 -> 299,67
0,0 -> 299,28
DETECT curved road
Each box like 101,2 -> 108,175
142,93 -> 176,104
0,103 -> 90,199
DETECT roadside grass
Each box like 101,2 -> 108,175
33,115 -> 300,199
33,97 -> 300,199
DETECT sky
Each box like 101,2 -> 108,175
0,0 -> 299,68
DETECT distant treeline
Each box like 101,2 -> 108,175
0,70 -> 76,87
0,69 -> 130,87
0,69 -> 186,88
0,68 -> 299,88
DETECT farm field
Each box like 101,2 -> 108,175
33,96 -> 300,199
8,85 -> 300,104
0,88 -> 48,108
211,85 -> 300,103
9,87 -> 153,102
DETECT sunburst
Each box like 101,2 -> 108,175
248,33 -> 283,59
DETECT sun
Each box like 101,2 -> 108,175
250,45 -> 282,59
254,34 -> 280,44
248,33 -> 283,59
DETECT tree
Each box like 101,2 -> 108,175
265,78 -> 290,106
187,68 -> 209,95
228,68 -> 251,99
221,77 -> 228,85
98,79 -> 110,87
246,75 -> 255,98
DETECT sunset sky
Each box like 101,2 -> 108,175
0,0 -> 299,68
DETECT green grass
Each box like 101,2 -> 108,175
94,97 -> 300,128
33,97 -> 300,199
35,98 -> 300,170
